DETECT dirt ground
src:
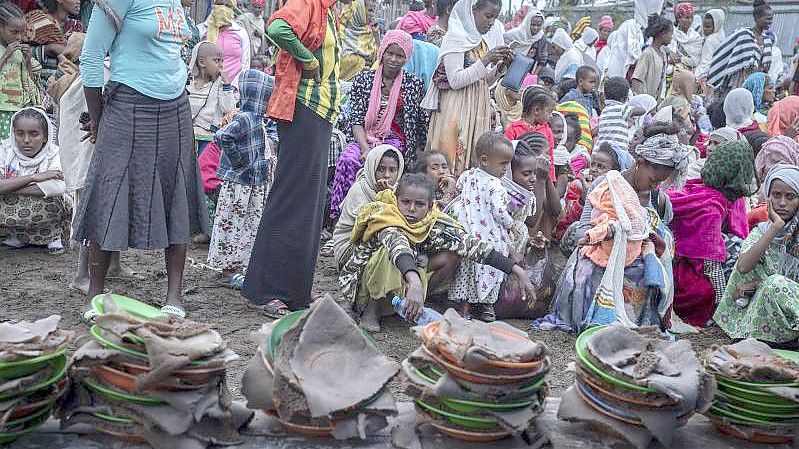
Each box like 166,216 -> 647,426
0,243 -> 732,400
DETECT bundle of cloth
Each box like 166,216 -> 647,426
241,295 -> 399,439
559,326 -> 715,449
59,294 -> 250,449
397,310 -> 549,444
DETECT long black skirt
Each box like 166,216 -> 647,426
72,82 -> 208,251
243,103 -> 332,309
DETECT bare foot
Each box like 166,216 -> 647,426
107,262 -> 143,280
192,233 -> 211,244
360,301 -> 382,333
69,276 -> 90,294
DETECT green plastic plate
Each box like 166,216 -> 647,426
774,349 -> 799,364
89,325 -> 148,361
83,378 -> 164,406
0,403 -> 51,444
415,399 -> 501,431
575,326 -> 655,394
716,390 -> 799,414
266,310 -> 379,360
91,294 -> 165,320
440,396 -> 534,414
714,397 -> 799,421
93,412 -> 135,424
717,378 -> 799,406
0,349 -> 67,381
709,404 -> 799,428
0,354 -> 68,401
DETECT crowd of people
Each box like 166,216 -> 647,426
0,0 -> 798,348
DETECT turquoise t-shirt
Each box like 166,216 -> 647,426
80,0 -> 189,100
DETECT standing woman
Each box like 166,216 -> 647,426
75,0 -> 207,318
670,2 -> 702,72
707,0 -> 774,97
594,15 -> 612,55
695,9 -> 724,79
422,0 -> 510,175
243,0 -> 348,317
502,7 -> 547,72
600,0 -> 664,78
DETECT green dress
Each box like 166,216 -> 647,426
713,227 -> 799,343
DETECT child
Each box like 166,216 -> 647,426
411,150 -> 456,209
504,87 -> 556,181
207,70 -> 274,289
632,14 -> 672,100
188,41 -> 237,155
237,0 -> 266,57
517,131 -> 562,241
0,3 -> 40,139
559,66 -> 600,117
331,145 -> 404,268
595,76 -> 630,150
0,107 -> 69,254
449,132 -> 517,322
340,173 -> 536,331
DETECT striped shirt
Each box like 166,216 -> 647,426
596,100 -> 629,149
296,11 -> 342,123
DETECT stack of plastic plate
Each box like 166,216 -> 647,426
706,349 -> 799,444
0,349 -> 68,444
405,321 -> 549,442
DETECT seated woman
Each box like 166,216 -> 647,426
0,107 -> 70,254
668,141 -> 755,328
330,30 -> 428,221
339,173 -> 536,332
767,96 -> 799,142
533,127 -> 689,332
749,136 -> 799,228
331,145 -> 405,268
742,72 -> 775,128
724,88 -> 760,134
685,126 -> 743,180
714,164 -> 799,345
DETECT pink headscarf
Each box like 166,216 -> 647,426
674,2 -> 694,17
364,30 -> 414,145
598,15 -> 613,30
755,136 -> 799,181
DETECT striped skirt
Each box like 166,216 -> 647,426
72,83 -> 208,251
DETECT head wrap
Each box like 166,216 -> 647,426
558,101 -> 593,151
580,27 -> 599,46
550,27 -> 573,51
503,7 -> 545,51
606,143 -> 635,170
673,2 -> 694,18
365,30 -> 413,145
571,16 -> 591,40
742,72 -> 768,113
706,9 -> 725,34
760,164 -> 799,278
723,88 -> 755,129
341,0 -> 378,59
206,0 -> 237,43
700,140 -> 756,200
634,133 -> 690,187
6,107 -> 57,171
598,15 -> 613,31
765,164 -> 799,198
767,96 -> 799,140
755,136 -> 799,181
250,0 -> 266,6
709,127 -> 743,145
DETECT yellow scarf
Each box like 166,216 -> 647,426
351,190 -> 456,244
207,3 -> 236,44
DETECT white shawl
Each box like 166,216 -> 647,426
503,7 -> 544,55
695,9 -> 725,78
552,29 -> 581,82
670,26 -> 703,69
601,0 -> 664,77
0,108 -> 64,198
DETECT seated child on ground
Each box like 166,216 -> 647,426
0,108 -> 69,254
410,149 -> 456,209
339,173 -> 536,332
331,145 -> 404,268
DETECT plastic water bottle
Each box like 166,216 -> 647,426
391,296 -> 443,326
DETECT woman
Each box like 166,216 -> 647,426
502,7 -> 547,72
574,27 -> 599,63
669,141 -> 754,327
25,0 -> 83,59
708,0 -> 774,96
75,0 -> 207,318
200,0 -> 251,86
714,164 -> 799,344
623,94 -> 658,147
594,15 -> 612,55
426,0 -> 456,46
742,72 -> 775,125
767,96 -> 799,141
685,126 -> 743,179
724,88 -> 759,134
397,0 -> 437,40
534,129 -> 689,332
422,0 -> 510,175
243,0 -> 348,317
599,0 -> 664,78
329,30 -> 428,221
549,28 -> 582,83
669,2 -> 702,71
749,136 -> 799,228
695,8 -> 724,79
339,0 -> 378,81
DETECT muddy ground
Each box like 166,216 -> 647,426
0,243 -> 731,400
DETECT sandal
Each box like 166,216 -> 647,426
47,246 -> 66,255
477,304 -> 496,323
219,273 -> 245,290
320,240 -> 335,257
160,304 -> 186,319
247,299 -> 290,319
82,309 -> 99,325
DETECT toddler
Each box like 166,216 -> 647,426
504,86 -> 556,181
188,41 -> 236,155
559,66 -> 600,117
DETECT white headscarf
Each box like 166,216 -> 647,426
623,94 -> 658,141
550,27 -> 573,51
503,7 -> 544,55
580,27 -> 599,46
634,0 -> 665,28
552,28 -> 582,82
672,22 -> 703,68
724,88 -> 755,129
0,107 -> 64,198
695,9 -> 726,78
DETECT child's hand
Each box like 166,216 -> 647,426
534,155 -> 550,179
20,43 -> 31,61
512,265 -> 537,307
404,275 -> 425,322
529,231 -> 549,250
375,178 -> 392,192
1,41 -> 21,61
768,198 -> 786,229
32,170 -> 63,182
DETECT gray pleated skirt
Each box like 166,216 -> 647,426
72,82 -> 209,251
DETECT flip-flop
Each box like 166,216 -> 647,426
82,309 -> 99,325
247,299 -> 290,319
47,247 -> 66,255
160,305 -> 186,319
319,240 -> 335,257
218,273 -> 245,290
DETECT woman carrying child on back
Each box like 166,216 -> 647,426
207,70 -> 274,290
339,173 -> 536,332
0,3 -> 39,139
0,107 -> 69,254
188,41 -> 237,155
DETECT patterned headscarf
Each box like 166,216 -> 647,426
701,140 -> 756,200
571,16 -> 591,40
742,72 -> 768,113
755,136 -> 799,181
673,2 -> 694,18
634,133 -> 690,188
761,164 -> 799,276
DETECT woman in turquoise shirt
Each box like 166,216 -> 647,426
74,0 -> 208,320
